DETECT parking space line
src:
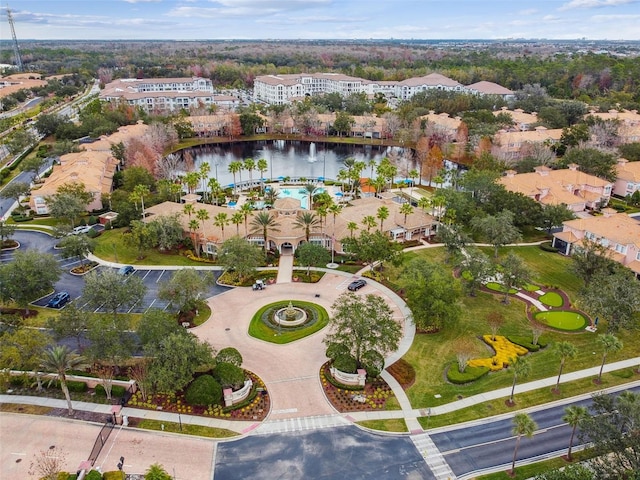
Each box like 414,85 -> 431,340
141,270 -> 151,280
156,270 -> 166,283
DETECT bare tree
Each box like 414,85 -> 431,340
29,447 -> 68,480
155,153 -> 183,181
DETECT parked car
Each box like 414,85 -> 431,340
47,291 -> 70,309
347,279 -> 367,291
117,265 -> 135,276
71,225 -> 92,235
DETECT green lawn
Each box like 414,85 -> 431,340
538,291 -> 564,307
534,310 -> 588,331
248,300 -> 329,344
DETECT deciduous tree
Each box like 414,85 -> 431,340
158,268 -> 214,314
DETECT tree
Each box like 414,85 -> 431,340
58,232 -> 96,269
29,447 -> 69,480
511,413 -> 537,475
533,464 -> 594,480
570,238 -> 618,287
487,311 -> 504,341
228,160 -> 243,194
558,147 -> 617,181
361,215 -> 377,232
0,181 -> 29,203
7,128 -> 36,154
293,212 -> 320,242
580,391 -> 640,478
124,220 -> 154,259
40,345 -> 87,415
217,237 -> 263,281
499,252 -> 532,304
0,220 -> 17,247
231,211 -> 244,236
455,339 -> 475,373
20,155 -> 47,182
471,210 -> 522,258
296,242 -> 330,275
147,213 -> 184,252
346,221 -> 358,238
0,250 -> 60,315
324,292 -> 401,368
136,309 -> 186,350
145,332 -> 215,393
81,269 -> 147,323
158,268 -> 214,314
257,158 -> 268,191
540,204 -> 575,234
47,302 -> 88,351
436,223 -> 470,264
554,341 -> 577,391
85,313 -> 134,372
333,111 -> 355,136
509,356 -> 531,405
457,247 -> 493,296
579,269 -> 640,333
250,211 -> 280,254
0,326 -> 52,391
563,405 -> 588,461
144,463 -> 172,480
376,205 -> 389,232
399,202 -> 414,226
46,182 -> 94,228
213,211 -> 230,241
129,183 -> 150,219
341,230 -> 402,272
402,257 -> 462,331
596,333 -> 622,383
216,347 -> 243,367
243,157 -> 256,188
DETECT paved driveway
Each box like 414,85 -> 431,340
193,273 -> 407,419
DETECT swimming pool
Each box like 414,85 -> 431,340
278,187 -> 325,209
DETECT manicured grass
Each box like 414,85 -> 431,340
357,418 -> 408,433
192,303 -> 212,327
248,300 -> 329,344
0,403 -> 53,415
534,310 -> 588,331
485,282 -> 517,294
135,418 -> 238,438
476,451 -> 590,480
538,291 -> 564,307
523,283 -> 540,292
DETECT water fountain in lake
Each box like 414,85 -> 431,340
308,142 -> 317,163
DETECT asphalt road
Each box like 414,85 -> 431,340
214,426 -> 435,480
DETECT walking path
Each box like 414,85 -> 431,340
276,253 -> 293,283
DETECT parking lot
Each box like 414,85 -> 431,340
2,230 -> 229,314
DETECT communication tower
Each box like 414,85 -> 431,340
6,5 -> 24,71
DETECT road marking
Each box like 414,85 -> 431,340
272,408 -> 298,414
156,270 -> 166,283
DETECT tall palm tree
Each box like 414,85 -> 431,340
208,177 -> 222,206
196,209 -> 210,253
213,212 -> 230,241
409,168 -> 419,194
511,413 -> 537,475
347,221 -> 358,238
376,205 -> 390,232
509,356 -> 531,404
596,333 -> 622,383
231,212 -> 244,236
362,215 -> 376,232
554,341 -> 577,391
184,171 -> 200,195
251,211 -> 280,254
399,203 -> 414,226
257,158 -> 268,192
317,205 -> 328,233
302,183 -> 317,210
40,345 -> 87,416
343,157 -> 356,193
129,184 -> 150,219
199,161 -> 210,200
417,196 -> 431,213
294,212 -> 320,242
188,218 -> 200,255
263,188 -> 278,206
228,161 -> 243,195
328,203 -> 342,236
183,203 -> 195,219
563,405 -> 588,461
239,203 -> 253,236
244,157 -> 256,190
371,176 -> 387,196
367,158 -> 377,180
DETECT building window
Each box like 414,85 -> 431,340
615,244 -> 627,254
585,231 -> 595,240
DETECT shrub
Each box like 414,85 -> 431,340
185,374 -> 222,406
84,470 -> 103,480
507,336 -> 541,352
103,472 -> 125,480
49,380 -> 88,392
467,335 -> 529,371
539,242 -> 559,253
213,363 -> 246,390
216,347 -> 242,367
333,354 -> 357,374
447,365 -> 490,384
94,384 -> 127,398
326,343 -> 350,361
88,216 -> 98,225
361,350 -> 384,377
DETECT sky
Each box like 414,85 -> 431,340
2,0 -> 640,41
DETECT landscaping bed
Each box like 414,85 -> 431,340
320,363 -> 396,412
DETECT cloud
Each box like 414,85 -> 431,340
122,0 -> 161,3
518,9 -> 538,15
559,0 -> 638,11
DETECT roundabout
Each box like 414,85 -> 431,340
249,299 -> 329,344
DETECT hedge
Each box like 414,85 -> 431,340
508,335 -> 549,352
185,375 -> 222,406
94,384 -> 127,398
539,242 -> 559,253
446,365 -> 490,384
103,471 -> 125,480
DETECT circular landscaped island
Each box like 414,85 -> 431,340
249,300 -> 329,344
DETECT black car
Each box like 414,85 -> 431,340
347,279 -> 367,291
47,291 -> 70,309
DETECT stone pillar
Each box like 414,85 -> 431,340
223,388 -> 233,407
357,369 -> 367,387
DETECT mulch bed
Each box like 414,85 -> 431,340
320,363 -> 395,413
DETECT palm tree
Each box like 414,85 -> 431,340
257,158 -> 268,192
328,203 -> 342,235
199,161 -> 210,200
184,171 -> 200,194
183,203 -> 195,219
511,413 -> 537,475
317,205 -> 328,233
343,157 -> 356,193
239,203 -> 253,236
347,221 -> 358,238
302,183 -> 317,210
129,184 -> 150,219
596,333 -> 622,383
399,203 -> 414,226
251,211 -> 280,254
376,205 -> 390,232
371,176 -> 387,195
208,177 -> 222,206
188,218 -> 200,255
294,212 -> 320,242
417,196 -> 431,213
554,341 -> 577,391
213,212 -> 230,241
362,215 -> 376,232
509,356 -> 531,404
244,157 -> 256,190
409,168 -> 419,194
40,345 -> 87,415
228,161 -> 243,195
196,209 -> 210,253
263,188 -> 278,206
231,212 -> 244,236
367,158 -> 377,179
563,405 -> 588,461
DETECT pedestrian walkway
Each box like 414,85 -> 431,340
411,433 -> 457,480
276,253 -> 293,283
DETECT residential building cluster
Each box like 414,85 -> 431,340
253,72 -> 514,105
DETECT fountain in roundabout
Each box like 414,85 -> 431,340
275,301 -> 308,327
249,300 -> 329,344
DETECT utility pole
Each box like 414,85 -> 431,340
6,5 -> 24,72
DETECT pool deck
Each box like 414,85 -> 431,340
230,183 -> 344,209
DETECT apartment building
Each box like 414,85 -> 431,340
552,208 -> 640,278
498,164 -> 613,212
613,158 -> 640,198
491,126 -> 563,162
585,109 -> 640,144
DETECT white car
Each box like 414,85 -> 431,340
71,225 -> 92,235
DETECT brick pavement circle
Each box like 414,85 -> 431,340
191,273 -> 407,420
